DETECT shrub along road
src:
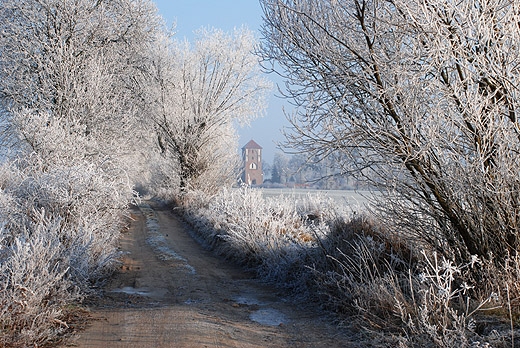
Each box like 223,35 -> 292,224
68,202 -> 356,347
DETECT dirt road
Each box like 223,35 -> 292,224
68,202 -> 356,347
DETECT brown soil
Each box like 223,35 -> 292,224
65,202 -> 358,347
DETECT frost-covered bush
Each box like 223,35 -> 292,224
181,187 -> 338,291
0,0 -> 160,344
143,153 -> 181,201
2,157 -> 133,282
0,210 -> 80,347
317,217 -> 512,347
0,156 -> 135,345
392,252 -> 504,347
315,215 -> 415,315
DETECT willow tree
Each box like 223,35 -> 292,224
259,0 -> 520,265
146,28 -> 271,197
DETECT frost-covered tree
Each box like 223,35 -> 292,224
260,0 -> 520,265
0,1 -> 164,343
146,28 -> 271,196
271,152 -> 289,184
0,0 -> 162,166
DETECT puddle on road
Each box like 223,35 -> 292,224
250,308 -> 288,326
233,294 -> 289,326
184,298 -> 203,305
110,286 -> 168,298
111,287 -> 150,296
233,295 -> 263,306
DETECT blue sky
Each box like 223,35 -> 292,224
153,0 -> 290,164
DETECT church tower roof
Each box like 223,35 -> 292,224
242,139 -> 262,150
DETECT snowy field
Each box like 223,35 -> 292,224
259,188 -> 374,209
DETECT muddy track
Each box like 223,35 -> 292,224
67,201 -> 357,347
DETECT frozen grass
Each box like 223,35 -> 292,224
0,156 -> 134,346
180,187 -> 336,293
179,186 -> 519,347
0,212 -> 79,347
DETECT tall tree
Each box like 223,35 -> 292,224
259,0 -> 520,265
0,0 -> 162,166
146,28 -> 271,197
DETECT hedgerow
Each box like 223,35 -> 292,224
0,156 -> 134,346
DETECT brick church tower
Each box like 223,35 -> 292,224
242,140 -> 263,185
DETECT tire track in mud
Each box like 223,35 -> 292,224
140,204 -> 196,274
67,201 -> 356,348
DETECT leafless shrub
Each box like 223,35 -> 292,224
0,0 -> 164,345
0,210 -> 80,347
0,157 -> 130,282
315,215 -> 516,347
313,215 -> 417,323
0,156 -> 133,345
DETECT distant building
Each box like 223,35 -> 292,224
242,140 -> 263,185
